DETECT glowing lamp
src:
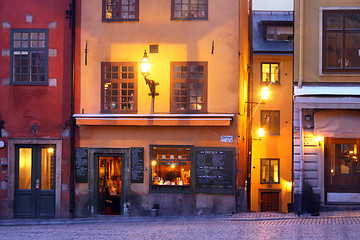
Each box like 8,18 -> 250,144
258,128 -> 265,138
261,86 -> 270,101
140,50 -> 151,77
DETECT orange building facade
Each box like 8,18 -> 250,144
73,0 -> 250,217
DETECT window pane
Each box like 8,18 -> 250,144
18,148 -> 32,190
261,160 -> 269,183
345,33 -> 360,69
41,147 -> 55,190
271,160 -> 279,183
261,64 -> 270,83
270,64 -> 279,83
326,33 -> 343,69
266,26 -> 275,41
327,14 -> 343,30
345,14 -> 360,30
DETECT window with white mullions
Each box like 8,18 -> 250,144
172,0 -> 208,20
171,62 -> 207,113
10,29 -> 48,85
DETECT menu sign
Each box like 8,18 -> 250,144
131,147 -> 144,183
195,148 -> 235,191
75,148 -> 88,183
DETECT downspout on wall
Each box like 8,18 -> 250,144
246,0 -> 253,212
69,0 -> 76,218
297,0 -> 305,215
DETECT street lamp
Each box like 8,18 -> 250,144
140,50 -> 159,114
260,86 -> 270,101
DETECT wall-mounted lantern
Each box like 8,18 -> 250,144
140,50 -> 159,114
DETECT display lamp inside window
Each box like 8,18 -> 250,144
151,147 -> 191,187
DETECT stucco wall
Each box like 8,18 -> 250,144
79,0 -> 240,114
251,55 -> 293,212
294,0 -> 360,83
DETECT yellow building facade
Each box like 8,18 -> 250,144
74,0 -> 250,216
250,11 -> 294,213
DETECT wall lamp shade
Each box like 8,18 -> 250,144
140,50 -> 151,77
258,128 -> 265,138
261,86 -> 270,101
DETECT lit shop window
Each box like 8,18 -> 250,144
151,146 -> 191,187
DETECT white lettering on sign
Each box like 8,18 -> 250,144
221,135 -> 233,143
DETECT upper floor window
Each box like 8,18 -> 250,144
101,62 -> 137,113
261,158 -> 279,184
323,10 -> 360,72
260,110 -> 280,135
102,0 -> 139,21
266,25 -> 293,41
261,63 -> 279,84
171,0 -> 208,20
170,62 -> 207,113
10,29 -> 48,85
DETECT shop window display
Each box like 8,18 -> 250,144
151,146 -> 191,188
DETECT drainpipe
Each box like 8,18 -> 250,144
69,0 -> 76,218
246,0 -> 253,212
298,0 -> 304,88
296,0 -> 305,215
298,108 -> 304,215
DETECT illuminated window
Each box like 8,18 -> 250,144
10,29 -> 48,85
261,159 -> 279,184
170,62 -> 207,113
266,25 -> 293,41
260,110 -> 280,135
151,146 -> 191,190
323,10 -> 360,72
171,0 -> 208,20
261,63 -> 279,84
101,62 -> 137,112
103,0 -> 139,21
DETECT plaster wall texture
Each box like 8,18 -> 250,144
79,0 -> 241,114
294,0 -> 360,83
251,55 -> 293,212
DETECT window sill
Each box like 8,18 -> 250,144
74,113 -> 234,127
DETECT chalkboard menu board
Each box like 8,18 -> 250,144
75,148 -> 88,183
194,148 -> 235,192
131,147 -> 144,183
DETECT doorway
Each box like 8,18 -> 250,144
260,190 -> 281,212
325,138 -> 360,201
14,145 -> 55,218
98,156 -> 122,215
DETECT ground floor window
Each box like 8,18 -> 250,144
150,146 -> 191,190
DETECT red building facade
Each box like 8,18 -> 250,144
0,0 -> 73,218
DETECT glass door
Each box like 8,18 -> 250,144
326,138 -> 360,194
15,145 -> 55,218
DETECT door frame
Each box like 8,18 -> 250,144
325,138 -> 360,202
88,148 -> 130,216
8,138 -> 62,218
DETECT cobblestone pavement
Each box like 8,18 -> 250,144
0,213 -> 360,240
